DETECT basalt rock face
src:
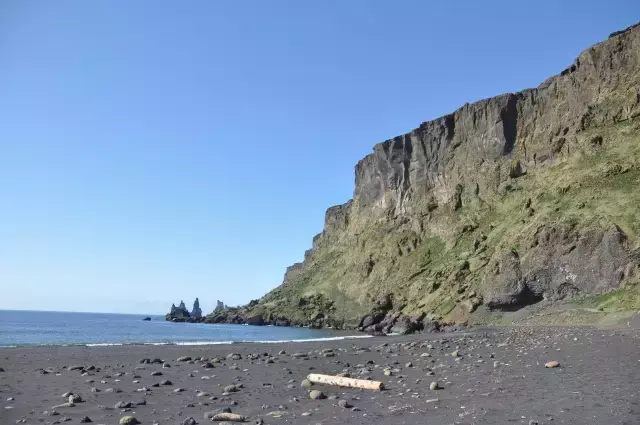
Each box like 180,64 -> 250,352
211,23 -> 640,330
166,300 -> 206,322
191,298 -> 203,319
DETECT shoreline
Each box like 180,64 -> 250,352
1,325 -> 638,424
0,333 -> 375,349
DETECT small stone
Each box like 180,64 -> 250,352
425,398 -> 439,403
451,351 -> 459,357
338,399 -> 351,408
173,388 -> 184,393
150,371 -> 162,376
545,361 -> 560,368
223,385 -> 238,393
79,416 -> 92,423
62,392 -> 73,398
197,392 -> 209,397
309,390 -> 325,400
420,352 -> 431,357
115,401 -> 132,409
227,353 -> 242,360
405,362 -> 413,368
301,412 -> 312,417
300,379 -> 313,388
177,356 -> 192,362
429,381 -> 440,390
119,416 -> 139,425
69,395 -> 82,403
161,380 -> 172,385
182,417 -> 196,425
204,408 -> 232,420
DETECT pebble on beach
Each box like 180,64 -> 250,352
309,390 -> 326,400
119,416 -> 139,425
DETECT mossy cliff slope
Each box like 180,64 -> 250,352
208,23 -> 640,330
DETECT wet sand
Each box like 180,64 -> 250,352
1,326 -> 639,425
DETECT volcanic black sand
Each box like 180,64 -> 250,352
1,326 -> 639,425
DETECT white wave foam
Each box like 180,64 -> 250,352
1,334 -> 375,349
157,335 -> 372,346
242,335 -> 374,344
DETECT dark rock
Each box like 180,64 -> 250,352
166,300 -> 190,321
142,317 -> 151,321
191,298 -> 203,319
390,315 -> 423,335
246,314 -> 265,326
115,401 -> 132,409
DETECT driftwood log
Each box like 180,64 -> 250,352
307,373 -> 384,391
210,412 -> 247,422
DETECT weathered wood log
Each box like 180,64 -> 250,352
210,412 -> 246,422
307,373 -> 384,391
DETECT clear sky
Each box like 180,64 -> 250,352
1,1 -> 638,314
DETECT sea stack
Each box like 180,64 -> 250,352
166,301 -> 191,321
191,298 -> 202,319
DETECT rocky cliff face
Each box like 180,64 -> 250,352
210,23 -> 640,330
191,298 -> 202,319
166,299 -> 203,322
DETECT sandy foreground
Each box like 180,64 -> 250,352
1,326 -> 639,425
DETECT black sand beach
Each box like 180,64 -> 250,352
1,326 -> 639,425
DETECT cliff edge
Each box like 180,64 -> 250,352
208,22 -> 640,331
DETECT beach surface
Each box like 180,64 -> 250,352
1,326 -> 639,425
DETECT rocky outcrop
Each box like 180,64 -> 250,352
191,298 -> 203,319
207,22 -> 640,332
165,298 -> 207,322
484,224 -> 636,310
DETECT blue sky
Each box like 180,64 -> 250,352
1,1 -> 638,314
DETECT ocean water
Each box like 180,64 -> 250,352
0,310 -> 369,347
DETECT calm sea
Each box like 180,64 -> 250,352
0,310 -> 368,347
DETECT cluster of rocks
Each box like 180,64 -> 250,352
165,298 -> 205,322
167,293 -> 464,336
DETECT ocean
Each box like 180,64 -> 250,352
0,310 -> 369,347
